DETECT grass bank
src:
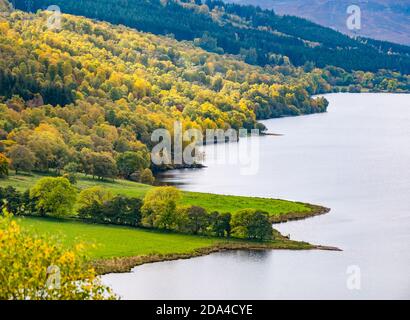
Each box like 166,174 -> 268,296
17,216 -> 340,274
2,173 -> 327,222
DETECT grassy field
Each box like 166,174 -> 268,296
17,216 -> 223,259
16,216 -> 318,274
2,173 -> 312,218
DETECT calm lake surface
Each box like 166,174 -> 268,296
102,93 -> 410,299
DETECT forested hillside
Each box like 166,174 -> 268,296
13,0 -> 410,73
232,0 -> 410,46
0,9 -> 332,176
0,5 -> 408,179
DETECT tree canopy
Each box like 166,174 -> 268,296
29,177 -> 77,217
231,209 -> 273,241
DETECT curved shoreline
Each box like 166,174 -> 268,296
270,203 -> 331,223
93,234 -> 341,275
93,205 -> 334,275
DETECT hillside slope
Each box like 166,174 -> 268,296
12,0 -> 410,73
0,9 -> 334,175
230,0 -> 410,46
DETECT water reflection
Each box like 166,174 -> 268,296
216,249 -> 271,263
155,170 -> 195,187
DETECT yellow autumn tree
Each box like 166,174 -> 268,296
0,210 -> 116,300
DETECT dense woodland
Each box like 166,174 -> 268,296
0,4 -> 409,180
13,0 -> 410,73
0,9 -> 329,178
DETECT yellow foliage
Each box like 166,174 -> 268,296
0,210 -> 116,300
0,21 -> 9,35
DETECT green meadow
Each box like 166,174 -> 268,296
17,216 -> 223,259
17,216 -> 313,266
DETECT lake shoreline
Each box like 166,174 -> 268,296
270,203 -> 331,223
92,202 -> 334,275
93,240 -> 341,275
90,187 -> 332,276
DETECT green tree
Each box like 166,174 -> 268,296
0,186 -> 23,214
183,206 -> 209,235
91,152 -> 118,180
78,200 -> 104,221
141,186 -> 181,229
30,177 -> 78,217
8,145 -> 36,174
116,151 -> 149,179
27,129 -> 69,172
102,196 -> 142,226
231,209 -> 272,241
22,189 -> 37,215
77,186 -> 113,210
209,211 -> 231,237
78,195 -> 142,226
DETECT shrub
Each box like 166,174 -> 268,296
0,210 -> 116,300
140,168 -> 155,185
